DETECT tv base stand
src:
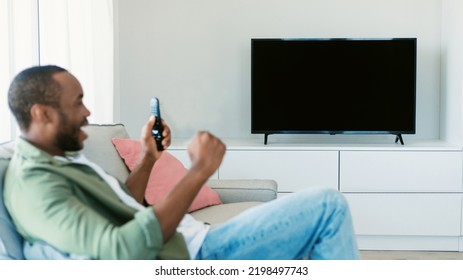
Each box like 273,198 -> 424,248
262,133 -> 406,145
395,134 -> 405,145
264,133 -> 270,145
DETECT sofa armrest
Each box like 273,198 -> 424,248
207,179 -> 278,204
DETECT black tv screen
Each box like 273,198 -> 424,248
251,38 -> 417,143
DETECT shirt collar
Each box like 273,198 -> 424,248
15,137 -> 82,166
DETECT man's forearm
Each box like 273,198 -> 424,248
125,155 -> 156,204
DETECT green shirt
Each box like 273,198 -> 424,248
4,137 -> 189,260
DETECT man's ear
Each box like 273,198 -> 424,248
30,104 -> 57,124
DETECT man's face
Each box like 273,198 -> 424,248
52,72 -> 91,151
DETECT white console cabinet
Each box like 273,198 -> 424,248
339,149 -> 463,251
219,150 -> 338,192
170,139 -> 463,251
340,151 -> 462,192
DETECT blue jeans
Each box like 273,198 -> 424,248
196,187 -> 360,260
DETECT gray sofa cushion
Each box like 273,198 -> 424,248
82,124 -> 131,182
0,141 -> 14,158
0,156 -> 24,260
207,179 -> 278,204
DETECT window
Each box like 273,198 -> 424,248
0,0 -> 39,142
0,0 -> 113,142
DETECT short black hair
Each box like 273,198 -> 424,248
8,65 -> 68,130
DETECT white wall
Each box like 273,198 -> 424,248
440,0 -> 463,145
116,0 -> 442,141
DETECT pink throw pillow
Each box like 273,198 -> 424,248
111,138 -> 222,212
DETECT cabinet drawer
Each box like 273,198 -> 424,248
219,150 -> 338,192
340,151 -> 462,192
345,193 -> 462,236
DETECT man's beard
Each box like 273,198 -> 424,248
54,111 -> 84,152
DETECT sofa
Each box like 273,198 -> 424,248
0,124 -> 278,259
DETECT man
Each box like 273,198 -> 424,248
5,65 -> 360,260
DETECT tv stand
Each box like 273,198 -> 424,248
169,139 -> 462,252
395,134 -> 405,145
264,133 -> 271,145
264,133 -> 406,145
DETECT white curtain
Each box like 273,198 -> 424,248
0,0 -> 113,143
0,0 -> 39,143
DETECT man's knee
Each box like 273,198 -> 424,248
301,187 -> 349,211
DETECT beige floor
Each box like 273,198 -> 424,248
361,250 -> 463,260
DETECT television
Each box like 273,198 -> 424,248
251,38 -> 417,145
